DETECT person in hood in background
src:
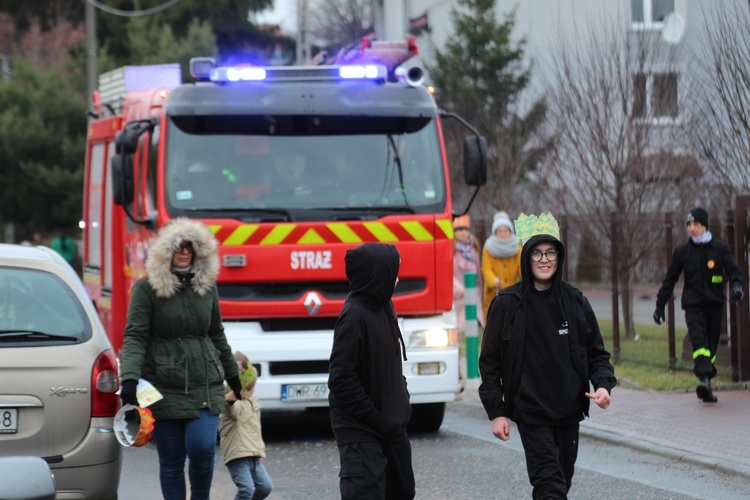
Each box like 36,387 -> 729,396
479,213 -> 616,499
453,214 -> 485,333
328,242 -> 415,500
481,211 -> 522,321
653,207 -> 744,403
119,218 -> 241,500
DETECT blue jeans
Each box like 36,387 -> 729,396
226,457 -> 274,500
153,409 -> 219,500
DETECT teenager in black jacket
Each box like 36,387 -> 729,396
654,207 -> 744,402
328,242 -> 415,500
479,215 -> 616,499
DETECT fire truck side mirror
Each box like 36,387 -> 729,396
111,154 -> 135,206
114,128 -> 140,155
463,135 -> 487,186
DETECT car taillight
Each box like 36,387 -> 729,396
92,349 -> 120,417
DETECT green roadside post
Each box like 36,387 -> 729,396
464,271 -> 479,379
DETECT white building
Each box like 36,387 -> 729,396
406,1 -> 724,126
406,1 -> 749,208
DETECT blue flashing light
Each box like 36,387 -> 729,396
226,67 -> 267,81
207,64 -> 387,83
339,65 -> 381,79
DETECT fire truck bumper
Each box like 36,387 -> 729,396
222,318 -> 461,410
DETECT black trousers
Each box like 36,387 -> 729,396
516,421 -> 579,500
337,435 -> 415,500
685,305 -> 723,379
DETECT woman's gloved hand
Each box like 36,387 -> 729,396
120,379 -> 138,407
227,375 -> 243,401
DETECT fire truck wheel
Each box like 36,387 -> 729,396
406,402 -> 446,433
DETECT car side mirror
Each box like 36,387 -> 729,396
0,456 -> 56,499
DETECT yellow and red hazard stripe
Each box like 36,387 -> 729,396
209,219 -> 455,246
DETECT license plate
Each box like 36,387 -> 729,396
0,408 -> 18,434
281,384 -> 328,402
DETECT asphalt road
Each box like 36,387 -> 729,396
118,402 -> 750,499
116,288 -> 711,498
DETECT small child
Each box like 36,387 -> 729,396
219,351 -> 273,500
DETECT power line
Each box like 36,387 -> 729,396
84,0 -> 182,17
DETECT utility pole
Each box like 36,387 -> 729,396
296,0 -> 310,64
374,0 -> 385,39
0,52 -> 10,83
374,0 -> 408,40
85,0 -> 97,110
0,52 -> 10,242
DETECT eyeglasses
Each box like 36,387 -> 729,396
176,242 -> 194,254
530,249 -> 558,262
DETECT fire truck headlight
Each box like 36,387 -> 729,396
408,328 -> 455,348
411,362 -> 445,375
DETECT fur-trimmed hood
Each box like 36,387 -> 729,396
146,218 -> 220,298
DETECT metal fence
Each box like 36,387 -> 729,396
472,203 -> 750,380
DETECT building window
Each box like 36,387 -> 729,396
633,72 -> 678,119
631,0 -> 674,27
633,73 -> 647,117
652,73 -> 678,117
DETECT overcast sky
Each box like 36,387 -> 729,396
253,0 -> 297,34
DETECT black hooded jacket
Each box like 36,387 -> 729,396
328,243 -> 411,444
478,234 -> 617,423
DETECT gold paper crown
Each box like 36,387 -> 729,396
239,365 -> 257,389
514,213 -> 560,243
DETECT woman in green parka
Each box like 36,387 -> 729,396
119,218 -> 242,500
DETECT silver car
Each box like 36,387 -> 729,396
0,244 -> 121,498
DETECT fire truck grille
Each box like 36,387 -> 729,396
219,281 -> 349,300
261,317 -> 338,331
217,279 -> 426,301
269,360 -> 329,376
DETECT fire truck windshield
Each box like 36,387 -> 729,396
164,117 -> 446,220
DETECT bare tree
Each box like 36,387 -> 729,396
428,1 -> 551,223
308,0 -> 373,53
543,13 -> 700,339
691,2 -> 750,194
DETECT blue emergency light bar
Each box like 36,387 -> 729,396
189,57 -> 387,84
226,67 -> 266,81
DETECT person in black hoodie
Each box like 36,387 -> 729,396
479,213 -> 616,499
328,242 -> 415,500
653,207 -> 744,403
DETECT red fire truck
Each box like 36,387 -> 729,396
82,39 -> 486,431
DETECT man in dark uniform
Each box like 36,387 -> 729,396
654,207 -> 744,402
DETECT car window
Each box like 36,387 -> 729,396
0,266 -> 92,345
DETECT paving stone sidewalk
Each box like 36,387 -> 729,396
461,379 -> 750,479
